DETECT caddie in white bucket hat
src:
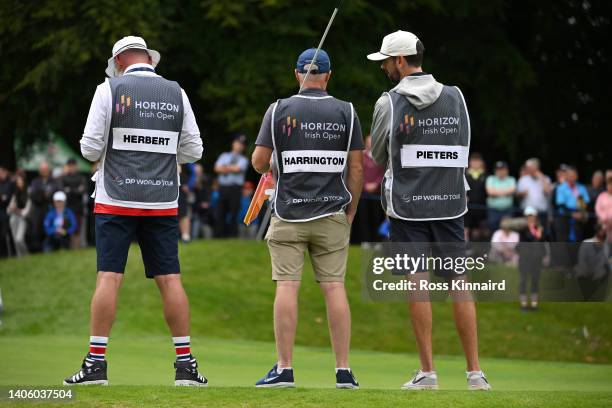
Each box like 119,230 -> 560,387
65,34 -> 207,387
105,36 -> 161,77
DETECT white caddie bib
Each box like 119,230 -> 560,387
400,144 -> 468,168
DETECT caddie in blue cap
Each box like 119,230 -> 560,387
250,48 -> 365,388
296,48 -> 332,74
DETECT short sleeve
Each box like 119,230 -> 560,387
255,103 -> 275,148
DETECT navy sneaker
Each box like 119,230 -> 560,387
336,369 -> 359,389
255,364 -> 295,388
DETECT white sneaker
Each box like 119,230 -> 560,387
467,371 -> 491,390
401,370 -> 438,390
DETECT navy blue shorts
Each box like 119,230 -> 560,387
95,214 -> 180,278
389,216 -> 466,278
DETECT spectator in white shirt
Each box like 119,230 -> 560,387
517,158 -> 552,229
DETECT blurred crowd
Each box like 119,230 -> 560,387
461,154 -> 611,308
351,146 -> 611,308
352,144 -> 611,247
0,135 -> 263,258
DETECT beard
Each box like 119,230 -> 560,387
383,67 -> 401,85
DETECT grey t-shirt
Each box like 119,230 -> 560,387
255,89 -> 365,151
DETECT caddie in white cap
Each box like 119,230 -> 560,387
65,36 -> 206,386
367,30 -> 491,391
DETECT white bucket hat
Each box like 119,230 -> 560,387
105,36 -> 161,78
367,30 -> 420,61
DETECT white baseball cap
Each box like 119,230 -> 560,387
106,36 -> 161,78
53,191 -> 67,202
367,30 -> 420,61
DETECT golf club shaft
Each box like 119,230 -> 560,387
298,5 -> 340,93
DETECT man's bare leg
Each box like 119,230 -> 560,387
407,273 -> 434,372
452,300 -> 480,371
274,281 -> 301,368
320,282 -> 350,368
155,273 -> 208,385
449,276 -> 480,371
90,272 -> 124,336
409,300 -> 434,372
154,274 -> 190,336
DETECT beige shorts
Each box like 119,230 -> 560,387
265,213 -> 350,282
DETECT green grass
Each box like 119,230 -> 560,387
2,336 -> 612,390
1,240 -> 612,406
0,336 -> 611,406
0,240 -> 611,364
2,388 -> 611,408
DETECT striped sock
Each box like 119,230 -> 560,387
173,336 -> 191,362
87,336 -> 108,365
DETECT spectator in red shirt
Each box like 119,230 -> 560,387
355,135 -> 385,245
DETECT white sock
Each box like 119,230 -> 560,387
173,336 -> 191,362
335,367 -> 350,373
467,370 -> 483,377
87,336 -> 108,366
277,366 -> 291,374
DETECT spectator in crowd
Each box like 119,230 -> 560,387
209,178 -> 220,215
191,164 -> 213,240
517,207 -> 545,311
489,217 -> 519,266
465,152 -> 488,241
356,135 -> 385,246
43,191 -> 77,252
214,135 -> 249,237
588,170 -> 605,204
595,170 -> 612,242
517,158 -> 552,229
60,158 -> 86,248
549,164 -> 568,241
575,223 -> 610,301
486,161 -> 516,231
178,163 -> 196,243
8,172 -> 29,257
555,166 -> 590,243
85,163 -> 97,246
585,170 -> 605,237
0,165 -> 15,257
238,181 -> 257,239
28,161 -> 58,252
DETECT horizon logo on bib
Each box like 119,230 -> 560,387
398,114 -> 415,134
283,115 -> 298,137
116,94 -> 131,114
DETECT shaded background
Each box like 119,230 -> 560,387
0,0 -> 610,178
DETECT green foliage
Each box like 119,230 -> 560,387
0,0 -> 609,173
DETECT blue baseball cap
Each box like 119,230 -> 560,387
296,48 -> 331,74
